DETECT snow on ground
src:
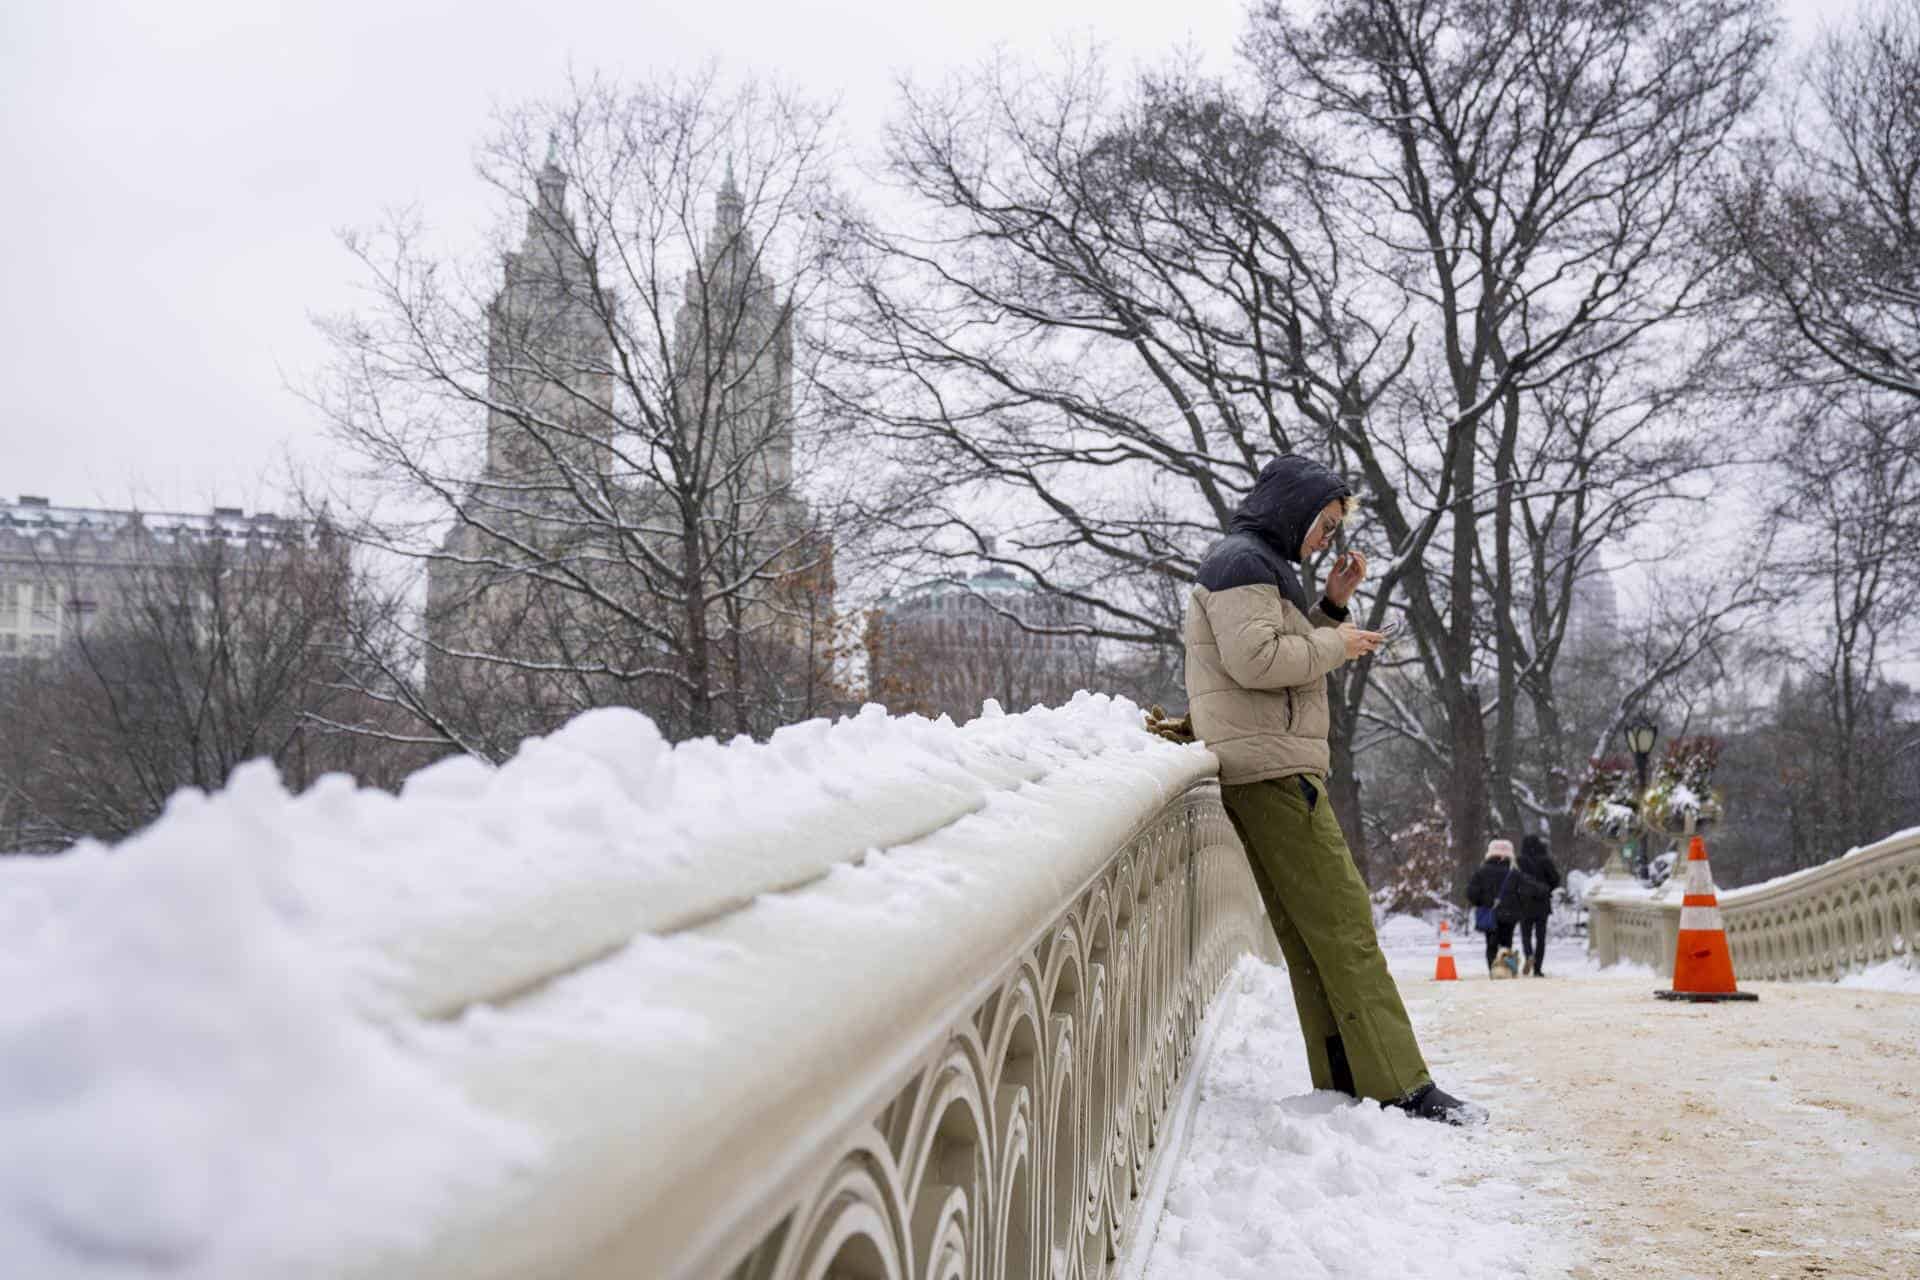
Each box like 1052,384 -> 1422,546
1138,958 -> 1580,1280
1374,912 -> 1640,982
1836,959 -> 1920,994
1414,975 -> 1920,1278
1143,917 -> 1920,1279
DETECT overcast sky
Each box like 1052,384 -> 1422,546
1,0 -> 1831,517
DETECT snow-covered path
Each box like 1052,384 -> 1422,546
1137,931 -> 1920,1280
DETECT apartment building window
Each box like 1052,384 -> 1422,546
0,582 -> 16,627
29,583 -> 59,627
67,597 -> 99,625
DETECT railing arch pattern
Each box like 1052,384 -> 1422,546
721,783 -> 1272,1280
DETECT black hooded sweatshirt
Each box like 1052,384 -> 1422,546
1197,455 -> 1353,617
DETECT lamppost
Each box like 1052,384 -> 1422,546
1623,715 -> 1659,879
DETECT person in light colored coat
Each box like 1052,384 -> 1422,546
1185,454 -> 1482,1126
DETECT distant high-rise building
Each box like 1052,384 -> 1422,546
481,138 -> 616,487
425,140 -> 615,672
1552,526 -> 1620,660
673,157 -> 798,514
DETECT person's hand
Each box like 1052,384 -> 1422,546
1338,622 -> 1384,660
1326,548 -> 1368,607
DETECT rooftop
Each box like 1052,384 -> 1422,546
1,496 -> 308,547
895,566 -> 1037,603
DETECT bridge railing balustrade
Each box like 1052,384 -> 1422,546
1588,827 -> 1920,982
356,707 -> 1276,1280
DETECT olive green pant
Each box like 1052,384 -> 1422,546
1222,775 -> 1431,1103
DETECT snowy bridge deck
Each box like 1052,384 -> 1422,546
1143,934 -> 1920,1280
3,698 -> 1916,1279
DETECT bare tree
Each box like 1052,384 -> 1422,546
1721,0 -> 1920,402
1247,0 -> 1772,881
0,520 -> 394,850
1710,0 -> 1920,854
1760,667 -> 1920,870
1766,392 -> 1920,844
310,70 -> 867,757
846,1 -> 1770,880
833,54 -> 1422,856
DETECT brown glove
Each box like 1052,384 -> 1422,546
1143,704 -> 1195,745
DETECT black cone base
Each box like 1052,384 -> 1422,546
1654,989 -> 1760,1002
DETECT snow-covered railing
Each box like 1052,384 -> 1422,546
1588,827 -> 1920,981
0,694 -> 1274,1279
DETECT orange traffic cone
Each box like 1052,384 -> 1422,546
1656,836 -> 1758,1003
1434,919 -> 1459,981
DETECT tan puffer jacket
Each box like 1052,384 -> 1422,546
1184,579 -> 1347,785
1183,454 -> 1355,787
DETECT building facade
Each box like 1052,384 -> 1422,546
0,495 -> 327,662
869,567 -> 1099,721
425,140 -> 618,678
674,159 -> 800,517
1551,525 -> 1622,662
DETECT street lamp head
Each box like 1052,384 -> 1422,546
1624,715 -> 1659,757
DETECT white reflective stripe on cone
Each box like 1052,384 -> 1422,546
1685,861 -> 1716,895
1679,906 -> 1724,932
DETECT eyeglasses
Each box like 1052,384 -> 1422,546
1312,513 -> 1342,545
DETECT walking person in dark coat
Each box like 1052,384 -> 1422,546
1466,840 -> 1522,975
1515,834 -> 1562,976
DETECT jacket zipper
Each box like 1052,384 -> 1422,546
1285,688 -> 1296,732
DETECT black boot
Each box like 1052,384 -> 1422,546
1384,1083 -> 1487,1127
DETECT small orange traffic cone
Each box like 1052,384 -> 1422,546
1434,919 -> 1459,981
1656,836 -> 1758,1003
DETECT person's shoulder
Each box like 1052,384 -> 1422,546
1197,533 -> 1278,593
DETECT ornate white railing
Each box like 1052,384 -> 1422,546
325,703 -> 1276,1280
383,776 -> 1274,1280
2,698 -> 1279,1277
1589,827 -> 1920,981
708,781 -> 1274,1280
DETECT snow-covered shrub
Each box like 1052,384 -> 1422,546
1574,756 -> 1641,843
1643,737 -> 1724,834
1646,848 -> 1679,886
1370,800 -> 1458,920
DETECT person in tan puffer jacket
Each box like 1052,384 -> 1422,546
1185,454 -> 1483,1126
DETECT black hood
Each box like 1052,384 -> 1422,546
1229,455 -> 1352,563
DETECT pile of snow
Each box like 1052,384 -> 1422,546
0,694 -> 1212,1278
1836,959 -> 1920,994
0,776 -> 540,1278
22,695 -> 1195,1021
1138,959 -> 1577,1279
1563,867 -> 1607,904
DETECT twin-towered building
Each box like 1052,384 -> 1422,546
421,142 -> 823,738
